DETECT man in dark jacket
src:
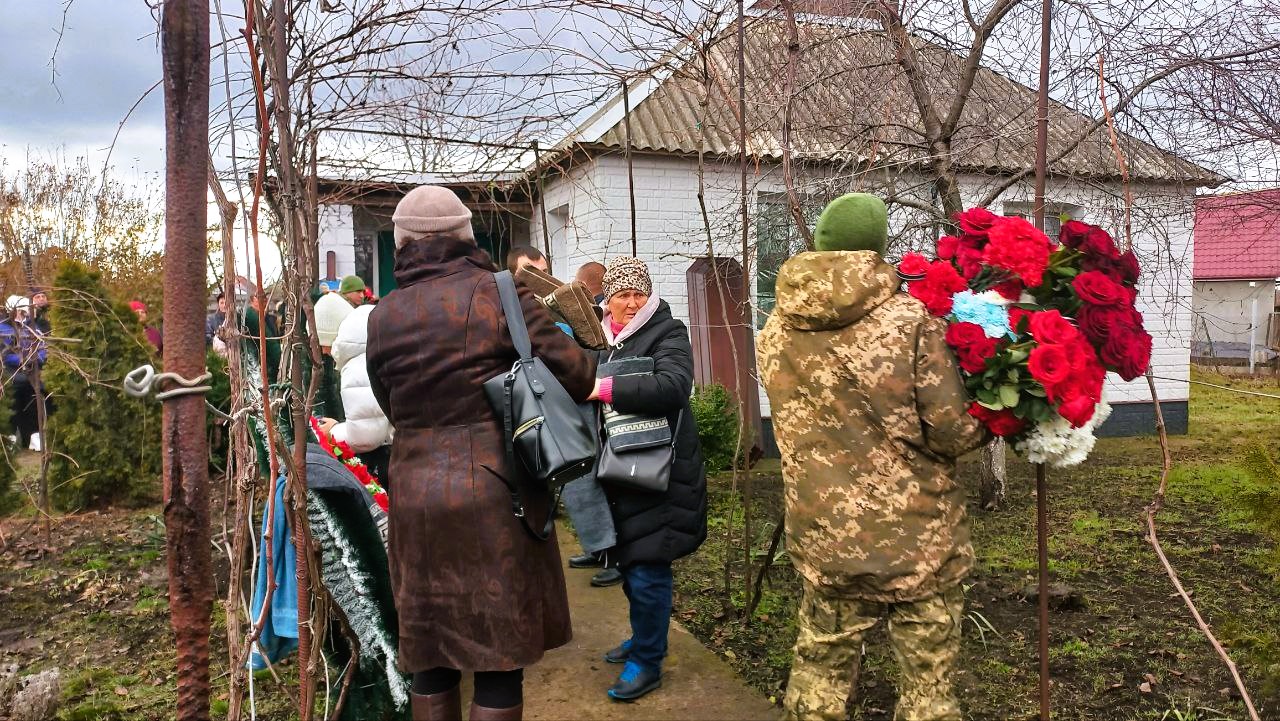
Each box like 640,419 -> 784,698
593,256 -> 708,702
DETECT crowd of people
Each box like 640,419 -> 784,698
216,184 -> 986,721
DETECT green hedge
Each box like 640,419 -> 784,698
691,383 -> 749,473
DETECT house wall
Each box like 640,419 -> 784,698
535,155 -> 1199,434
1192,279 -> 1275,351
317,204 -> 357,280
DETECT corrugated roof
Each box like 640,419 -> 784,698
1193,189 -> 1280,280
578,18 -> 1223,185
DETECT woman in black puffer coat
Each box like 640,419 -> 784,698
593,257 -> 707,702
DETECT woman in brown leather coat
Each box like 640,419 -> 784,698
366,185 -> 598,720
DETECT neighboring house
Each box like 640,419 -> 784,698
316,10 -> 1225,438
1191,189 -> 1280,366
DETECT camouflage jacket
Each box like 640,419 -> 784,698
757,251 -> 988,602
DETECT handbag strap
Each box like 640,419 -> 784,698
491,270 -> 556,541
494,271 -> 533,361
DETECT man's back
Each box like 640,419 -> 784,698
757,250 -> 986,603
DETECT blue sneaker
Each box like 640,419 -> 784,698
604,639 -> 632,664
607,660 -> 661,702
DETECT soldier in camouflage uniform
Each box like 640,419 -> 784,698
757,193 -> 988,721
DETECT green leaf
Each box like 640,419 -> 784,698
998,384 -> 1020,408
1026,386 -> 1047,397
1007,349 -> 1029,364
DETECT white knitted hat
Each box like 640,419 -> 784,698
314,292 -> 354,347
392,185 -> 475,249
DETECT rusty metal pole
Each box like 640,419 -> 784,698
622,77 -> 637,257
1032,0 -> 1052,717
161,0 -> 212,719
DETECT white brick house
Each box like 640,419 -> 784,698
314,14 -> 1222,440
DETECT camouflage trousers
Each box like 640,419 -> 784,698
784,581 -> 964,721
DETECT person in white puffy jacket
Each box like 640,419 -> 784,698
327,305 -> 394,481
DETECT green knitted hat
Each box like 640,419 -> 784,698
813,193 -> 888,254
338,275 -> 367,294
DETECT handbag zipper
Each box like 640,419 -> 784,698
514,416 -> 544,437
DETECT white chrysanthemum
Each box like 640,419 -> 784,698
1016,395 -> 1112,468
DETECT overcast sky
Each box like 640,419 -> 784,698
0,1 -> 166,182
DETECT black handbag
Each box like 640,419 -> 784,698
596,408 -> 682,494
483,271 -> 598,540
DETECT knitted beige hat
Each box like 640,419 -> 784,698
601,257 -> 652,300
392,185 -> 475,249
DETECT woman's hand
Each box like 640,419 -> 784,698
586,378 -> 602,402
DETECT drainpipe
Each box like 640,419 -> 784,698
1250,285 -> 1259,375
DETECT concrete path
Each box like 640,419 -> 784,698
521,525 -> 782,720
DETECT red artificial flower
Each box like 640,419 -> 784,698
1029,310 -> 1080,346
968,403 -> 1027,437
1060,220 -> 1120,259
956,207 -> 999,236
899,253 -> 931,277
983,216 -> 1053,287
908,260 -> 969,316
937,235 -> 960,260
1057,391 -> 1097,428
1028,343 -> 1072,387
1073,271 -> 1130,307
945,322 -> 998,373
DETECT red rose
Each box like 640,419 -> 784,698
1068,342 -> 1107,402
956,207 -> 998,236
1102,327 -> 1153,381
899,252 -> 931,277
969,403 -> 1027,437
1118,251 -> 1140,284
1077,305 -> 1143,344
945,322 -> 998,373
1073,271 -> 1129,307
1008,307 -> 1033,335
983,216 -> 1052,287
1029,310 -> 1080,345
1057,392 -> 1096,428
1081,249 -> 1141,285
955,244 -> 985,280
937,235 -> 959,260
1060,220 -> 1119,259
1028,343 -> 1072,387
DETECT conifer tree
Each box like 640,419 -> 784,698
46,260 -> 161,510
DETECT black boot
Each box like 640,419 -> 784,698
568,551 -> 604,568
590,568 -> 623,587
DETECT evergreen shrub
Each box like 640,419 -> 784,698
47,260 -> 161,510
691,383 -> 747,473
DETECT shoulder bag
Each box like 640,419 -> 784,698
483,271 -> 598,540
596,400 -> 682,494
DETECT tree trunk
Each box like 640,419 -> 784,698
977,439 -> 1007,511
160,0 -> 212,717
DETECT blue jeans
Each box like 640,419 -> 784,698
620,563 -> 673,673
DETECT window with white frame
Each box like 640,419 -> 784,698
755,191 -> 820,328
1001,201 -> 1083,242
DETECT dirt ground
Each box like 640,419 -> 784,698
2,368 -> 1279,720
673,370 -> 1280,720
